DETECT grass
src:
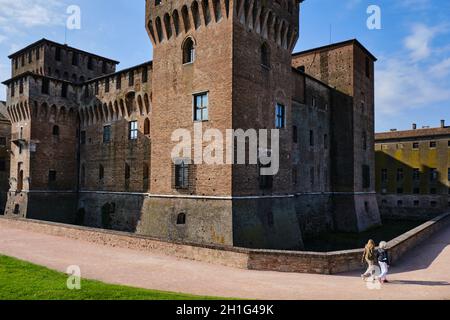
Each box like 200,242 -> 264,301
303,219 -> 426,252
0,255 -> 228,300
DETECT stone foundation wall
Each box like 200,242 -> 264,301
1,212 -> 448,274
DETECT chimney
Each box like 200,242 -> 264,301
412,123 -> 417,130
441,120 -> 445,128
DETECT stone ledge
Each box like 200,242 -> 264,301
1,212 -> 448,274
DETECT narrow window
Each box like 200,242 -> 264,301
48,170 -> 57,182
88,57 -> 93,70
259,162 -> 273,190
0,137 -> 6,146
275,103 -> 285,129
95,82 -> 99,95
21,55 -> 25,67
0,158 -> 5,172
36,48 -> 40,60
128,121 -> 138,140
144,118 -> 150,135
142,66 -> 148,83
10,83 -> 15,97
53,125 -> 60,136
116,75 -> 122,89
193,93 -> 208,121
143,163 -> 150,190
103,125 -> 111,143
105,78 -> 110,93
19,79 -> 23,94
362,165 -> 371,189
28,51 -> 32,63
125,163 -> 131,180
128,70 -> 134,86
309,130 -> 314,147
55,47 -> 61,61
99,165 -> 104,180
261,43 -> 270,67
413,142 -> 419,149
430,141 -> 437,148
102,61 -> 107,73
324,134 -> 329,150
292,125 -> 298,143
42,78 -> 50,94
72,52 -> 79,66
175,161 -> 189,189
80,131 -> 86,144
183,38 -> 195,64
177,213 -> 186,225
61,83 -> 68,98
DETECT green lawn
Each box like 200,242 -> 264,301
0,255 -> 227,300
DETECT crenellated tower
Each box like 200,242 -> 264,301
144,0 -> 306,249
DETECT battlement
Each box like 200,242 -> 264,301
146,0 -> 301,51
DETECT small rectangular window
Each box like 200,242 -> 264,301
324,134 -> 329,150
105,78 -> 110,93
61,83 -> 68,98
413,142 -> 419,149
194,93 -> 209,122
365,57 -> 371,78
14,58 -> 18,70
21,55 -> 25,67
49,170 -> 57,182
103,125 -> 111,143
381,169 -> 388,182
95,82 -> 99,95
116,75 -> 122,89
128,70 -> 134,86
19,79 -> 23,94
28,51 -> 32,63
55,47 -> 61,61
129,121 -> 138,140
396,168 -> 404,181
142,66 -> 148,83
430,141 -> 437,148
275,103 -> 285,129
362,165 -> 371,189
175,162 -> 189,189
0,137 -> 6,146
72,52 -> 79,66
309,130 -> 314,147
10,83 -> 15,97
36,48 -> 40,60
80,131 -> 86,145
42,78 -> 50,94
292,126 -> 298,143
88,57 -> 93,70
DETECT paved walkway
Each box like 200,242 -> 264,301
0,223 -> 449,300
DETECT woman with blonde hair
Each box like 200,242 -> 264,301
377,241 -> 390,284
361,239 -> 376,280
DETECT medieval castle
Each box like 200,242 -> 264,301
1,0 -> 382,250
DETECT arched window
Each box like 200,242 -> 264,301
183,37 -> 195,64
52,125 -> 60,136
261,43 -> 270,67
144,118 -> 150,135
177,213 -> 186,225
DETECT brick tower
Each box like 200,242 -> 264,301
144,0 -> 305,249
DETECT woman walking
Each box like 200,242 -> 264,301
361,239 -> 377,281
377,241 -> 390,284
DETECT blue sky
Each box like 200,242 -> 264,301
0,0 -> 449,132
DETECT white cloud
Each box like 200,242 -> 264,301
376,58 -> 450,116
0,0 -> 66,42
403,24 -> 444,61
429,57 -> 450,78
376,23 -> 450,116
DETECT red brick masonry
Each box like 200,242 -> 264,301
1,213 -> 448,274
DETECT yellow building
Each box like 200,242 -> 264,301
375,121 -> 450,219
